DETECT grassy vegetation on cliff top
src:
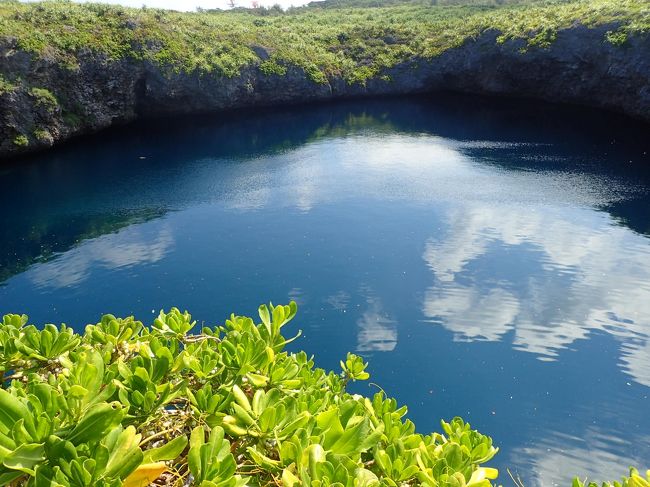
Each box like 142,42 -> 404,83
0,0 -> 648,84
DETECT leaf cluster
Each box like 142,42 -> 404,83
0,304 -> 499,486
574,469 -> 650,487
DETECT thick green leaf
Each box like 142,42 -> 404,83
103,426 -> 144,480
34,464 -> 67,487
66,402 -> 123,445
188,426 -> 205,481
0,389 -> 32,436
2,443 -> 45,475
143,435 -> 188,463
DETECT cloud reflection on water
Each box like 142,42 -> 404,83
422,203 -> 650,385
356,293 -> 397,352
27,224 -> 174,289
514,426 -> 647,487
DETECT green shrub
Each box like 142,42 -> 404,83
0,74 -> 18,96
32,128 -> 51,142
12,134 -> 29,147
605,29 -> 629,46
0,303 -> 500,486
62,110 -> 84,128
260,59 -> 288,76
574,468 -> 650,487
29,87 -> 58,111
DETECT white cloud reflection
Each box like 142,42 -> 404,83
326,290 -> 351,311
28,224 -> 174,289
422,203 -> 650,385
215,134 -> 650,385
356,293 -> 397,352
216,135 -> 636,214
514,427 -> 646,487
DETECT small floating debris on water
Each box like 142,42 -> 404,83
139,156 -> 147,159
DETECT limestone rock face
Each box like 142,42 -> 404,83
1,25 -> 648,160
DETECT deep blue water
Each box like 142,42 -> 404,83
1,94 -> 650,486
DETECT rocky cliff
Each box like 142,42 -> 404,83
1,23 -> 649,160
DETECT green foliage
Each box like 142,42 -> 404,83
62,110 -> 84,129
340,352 -> 370,381
605,29 -> 629,46
259,59 -> 289,76
302,0 -> 543,8
0,303 -> 500,486
188,426 -> 244,486
574,468 -> 650,487
0,74 -> 18,96
32,128 -> 51,142
0,0 -> 647,84
12,135 -> 28,148
28,87 -> 58,112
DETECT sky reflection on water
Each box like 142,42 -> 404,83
1,95 -> 649,486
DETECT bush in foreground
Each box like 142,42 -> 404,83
574,469 -> 650,487
0,303 -> 499,486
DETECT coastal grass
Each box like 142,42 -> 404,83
0,0 -> 648,84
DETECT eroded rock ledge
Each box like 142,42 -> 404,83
1,24 -> 649,160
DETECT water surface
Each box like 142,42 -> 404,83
1,95 -> 649,486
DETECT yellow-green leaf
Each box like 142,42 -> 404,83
123,462 -> 167,487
